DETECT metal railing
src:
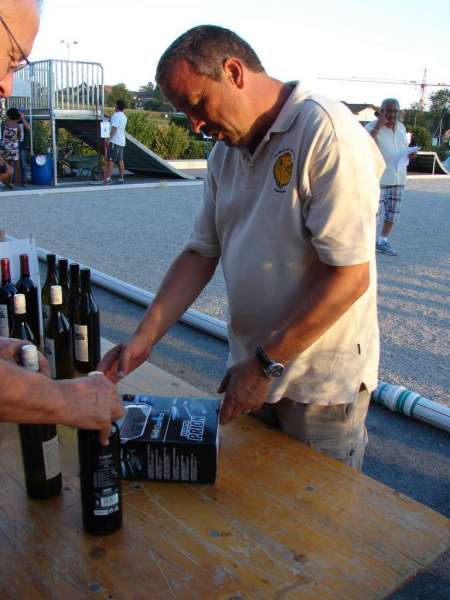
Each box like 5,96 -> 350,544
9,59 -> 104,116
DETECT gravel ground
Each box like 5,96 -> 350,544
1,176 -> 449,407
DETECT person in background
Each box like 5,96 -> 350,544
366,98 -> 415,256
101,25 -> 385,470
1,107 -> 20,189
105,99 -> 127,184
13,107 -> 30,186
0,0 -> 124,444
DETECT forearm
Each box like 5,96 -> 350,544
369,127 -> 380,140
264,261 -> 370,363
136,250 -> 219,346
0,360 -> 65,424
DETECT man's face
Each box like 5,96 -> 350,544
382,102 -> 400,129
161,58 -> 253,148
0,0 -> 39,98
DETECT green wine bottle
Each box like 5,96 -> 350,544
44,285 -> 74,380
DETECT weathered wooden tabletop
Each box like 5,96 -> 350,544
0,340 -> 448,599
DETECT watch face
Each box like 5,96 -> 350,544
266,363 -> 284,378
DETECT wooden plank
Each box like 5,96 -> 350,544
0,339 -> 448,599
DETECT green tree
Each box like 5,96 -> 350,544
429,89 -> 450,140
105,83 -> 134,109
138,82 -> 155,95
146,84 -> 173,112
411,125 -> 432,150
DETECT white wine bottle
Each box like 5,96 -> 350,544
18,344 -> 62,499
44,285 -> 74,380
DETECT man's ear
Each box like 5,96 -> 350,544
222,58 -> 245,89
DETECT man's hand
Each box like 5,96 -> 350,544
218,357 -> 272,425
99,332 -> 151,383
0,337 -> 50,376
58,373 -> 124,445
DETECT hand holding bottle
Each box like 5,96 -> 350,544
0,336 -> 50,375
99,332 -> 151,383
58,372 -> 124,445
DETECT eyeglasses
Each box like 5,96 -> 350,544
0,15 -> 30,73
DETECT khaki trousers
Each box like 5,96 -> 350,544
252,387 -> 370,471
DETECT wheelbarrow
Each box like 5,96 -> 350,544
60,154 -> 102,180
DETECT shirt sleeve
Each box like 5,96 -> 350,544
184,164 -> 221,258
303,109 -> 381,266
110,113 -> 118,127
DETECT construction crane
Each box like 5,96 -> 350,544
318,69 -> 450,110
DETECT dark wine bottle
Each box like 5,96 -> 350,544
44,285 -> 74,380
18,344 -> 62,499
15,253 -> 41,347
58,258 -> 70,319
78,421 -> 122,535
69,263 -> 81,361
41,253 -> 58,332
10,293 -> 35,343
0,257 -> 17,337
73,268 -> 100,373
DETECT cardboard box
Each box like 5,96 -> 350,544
118,395 -> 220,484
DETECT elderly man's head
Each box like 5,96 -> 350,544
156,25 -> 268,148
0,0 -> 39,98
381,98 -> 400,129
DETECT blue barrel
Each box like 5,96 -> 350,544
31,154 -> 53,185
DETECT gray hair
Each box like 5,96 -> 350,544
381,98 -> 400,110
156,25 -> 265,85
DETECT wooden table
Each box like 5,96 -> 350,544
0,340 -> 449,599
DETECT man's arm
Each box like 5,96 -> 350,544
100,249 -> 219,381
219,260 -> 369,424
368,113 -> 386,140
108,126 -> 117,142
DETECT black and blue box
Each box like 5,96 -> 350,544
118,395 -> 221,484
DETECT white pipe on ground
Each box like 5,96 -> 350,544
372,382 -> 450,433
8,236 -> 448,433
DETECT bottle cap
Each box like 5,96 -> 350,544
14,293 -> 26,314
21,344 -> 39,371
50,285 -> 63,305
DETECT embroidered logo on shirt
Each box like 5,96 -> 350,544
273,150 -> 294,192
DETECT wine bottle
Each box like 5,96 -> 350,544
0,257 -> 17,337
78,419 -> 122,535
68,263 -> 81,321
41,253 -> 58,331
18,344 -> 62,499
58,258 -> 70,319
10,293 -> 35,343
15,253 -> 41,347
73,268 -> 100,373
44,285 -> 74,380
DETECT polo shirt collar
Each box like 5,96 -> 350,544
268,81 -> 310,135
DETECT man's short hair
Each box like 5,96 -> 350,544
116,99 -> 126,111
156,25 -> 265,84
381,98 -> 400,111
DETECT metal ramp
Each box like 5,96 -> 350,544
408,151 -> 449,175
59,120 -> 194,180
8,59 -> 194,183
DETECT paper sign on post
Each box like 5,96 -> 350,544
100,121 -> 111,138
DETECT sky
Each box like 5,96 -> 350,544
30,0 -> 450,109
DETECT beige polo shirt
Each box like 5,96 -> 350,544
185,82 -> 385,405
366,120 -> 409,186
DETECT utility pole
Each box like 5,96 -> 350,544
60,40 -> 78,60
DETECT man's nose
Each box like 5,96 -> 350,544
0,71 -> 14,98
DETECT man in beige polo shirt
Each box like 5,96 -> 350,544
101,25 -> 385,470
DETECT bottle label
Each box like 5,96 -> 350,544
0,304 -> 9,336
74,324 -> 89,362
44,337 -> 56,379
42,434 -> 62,480
42,303 -> 50,329
93,451 -> 120,516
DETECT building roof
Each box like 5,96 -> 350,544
342,102 -> 379,114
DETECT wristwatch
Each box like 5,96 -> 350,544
255,346 -> 285,379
